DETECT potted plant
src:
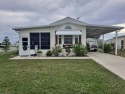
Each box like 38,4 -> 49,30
37,50 -> 42,57
65,47 -> 71,56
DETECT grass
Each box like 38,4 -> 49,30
0,52 -> 125,94
109,50 -> 125,57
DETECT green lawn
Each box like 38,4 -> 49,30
0,52 -> 125,94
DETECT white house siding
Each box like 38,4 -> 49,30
19,23 -> 86,56
105,37 -> 125,50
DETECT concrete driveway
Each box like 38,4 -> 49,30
88,52 -> 125,80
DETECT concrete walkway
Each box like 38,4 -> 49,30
88,52 -> 125,80
10,56 -> 91,60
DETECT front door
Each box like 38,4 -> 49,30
21,37 -> 29,56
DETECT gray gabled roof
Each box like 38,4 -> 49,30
13,17 -> 88,31
13,25 -> 51,31
13,17 -> 124,37
50,17 -> 88,26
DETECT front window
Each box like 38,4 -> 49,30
64,35 -> 73,44
41,33 -> 50,49
30,33 -> 39,49
30,33 -> 50,49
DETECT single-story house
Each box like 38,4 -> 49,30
13,17 -> 124,56
105,35 -> 125,50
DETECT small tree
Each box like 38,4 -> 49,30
2,36 -> 11,52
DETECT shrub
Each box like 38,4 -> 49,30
104,44 -> 112,53
73,44 -> 87,56
37,50 -> 42,53
52,45 -> 62,56
46,50 -> 52,56
16,50 -> 19,55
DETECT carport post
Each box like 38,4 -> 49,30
102,34 -> 104,52
115,30 -> 118,55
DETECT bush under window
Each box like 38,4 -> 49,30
46,50 -> 52,56
52,45 -> 62,56
73,44 -> 87,56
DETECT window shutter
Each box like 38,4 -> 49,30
55,35 -> 58,44
79,35 -> 81,44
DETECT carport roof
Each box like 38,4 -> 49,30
13,17 -> 124,37
86,24 -> 123,37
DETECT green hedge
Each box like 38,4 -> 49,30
73,44 -> 87,56
104,44 -> 112,53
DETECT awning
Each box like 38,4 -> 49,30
56,30 -> 82,35
86,24 -> 124,37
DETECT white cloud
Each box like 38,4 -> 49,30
108,23 -> 125,34
114,23 -> 125,33
0,0 -> 125,42
103,23 -> 125,40
0,10 -> 39,25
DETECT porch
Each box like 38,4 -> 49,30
55,30 -> 82,48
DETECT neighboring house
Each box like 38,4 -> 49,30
13,17 -> 123,56
105,35 -> 125,50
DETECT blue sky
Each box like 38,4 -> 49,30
0,0 -> 125,43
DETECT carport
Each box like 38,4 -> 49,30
86,24 -> 124,55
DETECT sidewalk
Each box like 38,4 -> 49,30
88,52 -> 125,80
10,56 -> 91,60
